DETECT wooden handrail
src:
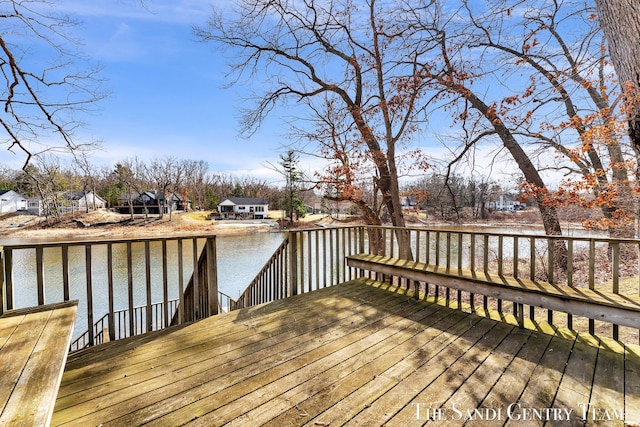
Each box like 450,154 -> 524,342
1,235 -> 218,348
347,253 -> 640,330
236,225 -> 640,344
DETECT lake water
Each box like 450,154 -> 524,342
216,232 -> 285,297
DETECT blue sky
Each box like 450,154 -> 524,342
1,0 -> 532,188
3,0 -> 290,181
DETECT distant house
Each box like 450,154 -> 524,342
116,190 -> 164,215
400,195 -> 418,210
26,191 -> 107,217
169,192 -> 191,212
115,190 -> 190,215
62,191 -> 107,212
0,190 -> 27,213
26,196 -> 45,216
488,195 -> 526,211
217,197 -> 269,220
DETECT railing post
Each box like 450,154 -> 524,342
4,247 -> 16,311
162,240 -> 169,328
0,246 -> 4,315
289,231 -> 298,297
192,238 -> 200,320
107,243 -> 116,342
36,246 -> 45,305
177,239 -> 185,324
85,244 -> 94,346
145,241 -> 153,333
206,237 -> 218,316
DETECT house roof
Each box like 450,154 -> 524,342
0,190 -> 26,199
220,197 -> 268,206
117,191 -> 160,201
67,191 -> 107,203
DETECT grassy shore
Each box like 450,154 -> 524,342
0,209 -> 348,242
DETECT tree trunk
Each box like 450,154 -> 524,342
454,84 -> 568,271
594,0 -> 640,152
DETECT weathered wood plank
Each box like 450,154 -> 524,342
57,281 -> 384,392
357,319 -> 515,426
503,334 -> 575,426
308,317 -> 496,426
248,304 -> 458,427
584,338 -> 626,426
0,310 -> 51,411
415,327 -> 534,426
0,313 -> 22,348
57,283 -> 402,412
552,334 -> 599,424
191,300 -> 444,426
60,279 -> 389,386
112,287 -> 425,426
625,344 -> 640,424
0,301 -> 77,427
49,278 -> 640,427
53,281 -> 411,425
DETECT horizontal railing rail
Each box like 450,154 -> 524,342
0,235 -> 218,350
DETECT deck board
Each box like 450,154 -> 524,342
53,278 -> 640,426
1,301 -> 77,427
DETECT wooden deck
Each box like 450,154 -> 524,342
53,278 -> 640,426
1,301 -> 78,427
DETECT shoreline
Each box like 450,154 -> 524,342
0,211 -> 280,244
0,209 -> 589,245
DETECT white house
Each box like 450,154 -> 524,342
27,191 -> 108,216
217,197 -> 269,219
62,191 -> 107,211
488,195 -> 525,211
26,196 -> 44,216
0,190 -> 27,213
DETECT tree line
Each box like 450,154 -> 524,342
0,155 -> 293,219
0,151 -> 526,223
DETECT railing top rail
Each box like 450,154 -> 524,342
218,290 -> 235,300
285,225 -> 364,232
364,224 -> 639,244
0,233 -> 218,250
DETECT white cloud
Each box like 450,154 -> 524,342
54,0 -> 216,25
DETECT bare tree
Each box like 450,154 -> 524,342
461,0 -> 635,235
196,0 -> 440,258
28,155 -> 65,221
1,0 -> 104,167
182,159 -> 208,211
148,156 -> 176,219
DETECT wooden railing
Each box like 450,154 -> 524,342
239,225 -> 640,345
0,235 -> 219,350
69,298 -> 179,351
235,227 -> 366,308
